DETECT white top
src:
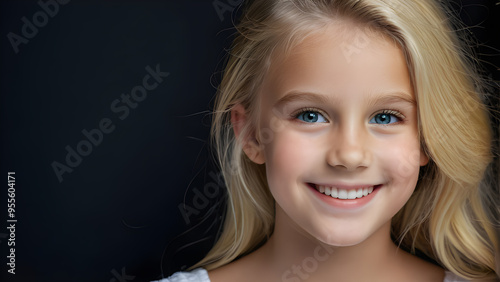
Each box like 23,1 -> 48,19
153,268 -> 210,282
153,268 -> 468,282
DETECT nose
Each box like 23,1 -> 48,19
326,125 -> 371,171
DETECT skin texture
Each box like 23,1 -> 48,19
209,22 -> 445,282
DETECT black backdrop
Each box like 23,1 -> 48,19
0,0 -> 498,281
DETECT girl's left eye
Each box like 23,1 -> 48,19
369,111 -> 402,125
295,110 -> 327,123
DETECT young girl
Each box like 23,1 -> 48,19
157,0 -> 499,281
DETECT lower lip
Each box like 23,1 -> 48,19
307,183 -> 381,210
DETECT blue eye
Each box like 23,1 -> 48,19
369,112 -> 400,124
296,110 -> 327,123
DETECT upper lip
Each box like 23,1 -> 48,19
310,183 -> 381,190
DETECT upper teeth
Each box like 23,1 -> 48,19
317,185 -> 374,199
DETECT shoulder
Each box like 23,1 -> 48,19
152,268 -> 211,282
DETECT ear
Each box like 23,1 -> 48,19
231,104 -> 265,164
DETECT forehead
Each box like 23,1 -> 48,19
260,22 -> 413,104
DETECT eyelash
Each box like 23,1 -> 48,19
291,108 -> 406,123
292,107 -> 329,122
375,109 -> 406,122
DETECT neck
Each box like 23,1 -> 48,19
255,205 -> 401,281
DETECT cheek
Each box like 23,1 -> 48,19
375,137 -> 422,197
263,131 -> 318,187
265,132 -> 309,169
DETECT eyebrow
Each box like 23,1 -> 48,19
366,92 -> 416,106
273,91 -> 337,108
274,90 -> 415,108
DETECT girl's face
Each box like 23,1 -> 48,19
249,23 -> 428,246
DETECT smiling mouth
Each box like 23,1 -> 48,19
310,184 -> 382,200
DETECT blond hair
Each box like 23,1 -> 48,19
192,0 -> 499,280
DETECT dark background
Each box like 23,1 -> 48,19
0,0 -> 498,281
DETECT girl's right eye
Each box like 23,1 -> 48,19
295,110 -> 328,123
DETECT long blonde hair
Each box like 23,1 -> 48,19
192,0 -> 499,279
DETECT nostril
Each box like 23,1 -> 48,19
327,147 -> 370,171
